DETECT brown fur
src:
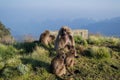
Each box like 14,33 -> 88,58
51,51 -> 66,77
64,46 -> 77,75
39,30 -> 55,45
55,26 -> 75,51
65,46 -> 76,67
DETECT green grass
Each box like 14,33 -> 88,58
85,46 -> 111,59
0,44 -> 18,60
0,35 -> 120,80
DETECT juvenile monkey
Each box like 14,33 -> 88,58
50,50 -> 66,77
64,45 -> 77,75
55,26 -> 75,51
39,30 -> 55,45
65,45 -> 76,67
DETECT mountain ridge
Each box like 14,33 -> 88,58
5,17 -> 120,40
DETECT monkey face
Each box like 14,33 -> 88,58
57,53 -> 66,61
60,26 -> 71,37
61,28 -> 67,36
66,45 -> 77,57
57,48 -> 66,60
70,48 -> 77,57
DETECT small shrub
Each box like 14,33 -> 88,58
2,67 -> 19,78
116,42 -> 120,49
97,47 -> 111,59
17,64 -> 29,75
2,67 -> 13,78
0,62 -> 5,70
6,58 -> 21,67
0,44 -> 17,60
74,36 -> 83,44
14,42 -> 37,53
76,45 -> 85,55
31,46 -> 51,63
88,36 -> 101,45
86,46 -> 111,59
107,37 -> 120,46
82,39 -> 88,47
74,36 -> 88,47
32,46 -> 49,56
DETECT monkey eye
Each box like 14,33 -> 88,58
62,56 -> 65,59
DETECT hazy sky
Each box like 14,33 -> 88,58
0,0 -> 120,20
0,0 -> 120,36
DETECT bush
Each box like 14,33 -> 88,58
2,67 -> 19,79
86,46 -> 111,59
107,37 -> 120,46
88,35 -> 120,47
117,42 -> 120,48
88,36 -> 102,45
31,46 -> 51,63
14,42 -> 37,53
17,64 -> 30,75
74,36 -> 88,47
82,39 -> 88,47
0,44 -> 17,60
0,62 -> 5,70
6,57 -> 21,67
74,36 -> 83,44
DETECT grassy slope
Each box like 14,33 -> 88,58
0,35 -> 120,80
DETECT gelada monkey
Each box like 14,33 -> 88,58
50,49 -> 66,77
55,26 -> 75,51
39,30 -> 55,45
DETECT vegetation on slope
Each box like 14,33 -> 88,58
0,35 -> 120,80
0,22 -> 11,37
0,21 -> 14,44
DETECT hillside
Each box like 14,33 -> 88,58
0,35 -> 120,80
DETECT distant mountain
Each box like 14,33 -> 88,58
40,18 -> 96,29
10,17 -> 120,41
40,17 -> 120,37
82,17 -> 120,37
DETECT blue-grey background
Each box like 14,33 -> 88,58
0,0 -> 120,40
